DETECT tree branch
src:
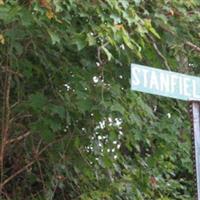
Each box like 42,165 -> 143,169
0,68 -> 11,188
1,66 -> 23,78
185,41 -> 200,53
147,34 -> 171,70
0,135 -> 67,191
5,131 -> 31,145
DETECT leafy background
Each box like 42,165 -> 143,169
0,0 -> 200,199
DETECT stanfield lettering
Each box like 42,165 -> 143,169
183,77 -> 191,97
170,75 -> 178,93
178,76 -> 183,95
142,69 -> 149,87
150,71 -> 159,90
131,68 -> 140,86
131,64 -> 200,101
160,73 -> 170,92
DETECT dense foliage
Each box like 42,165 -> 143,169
0,0 -> 200,199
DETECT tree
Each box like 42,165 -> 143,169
0,0 -> 199,199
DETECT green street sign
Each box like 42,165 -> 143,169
131,64 -> 200,101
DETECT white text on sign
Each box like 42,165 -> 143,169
131,64 -> 200,101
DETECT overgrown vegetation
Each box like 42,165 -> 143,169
0,0 -> 200,199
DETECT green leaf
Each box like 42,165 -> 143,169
47,29 -> 60,45
119,0 -> 129,9
87,33 -> 96,46
102,46 -> 112,61
74,34 -> 87,51
51,105 -> 65,118
77,99 -> 91,113
50,120 -> 62,132
41,128 -> 55,141
29,93 -> 47,110
144,19 -> 160,39
111,102 -> 125,114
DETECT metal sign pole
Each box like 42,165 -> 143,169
191,102 -> 200,200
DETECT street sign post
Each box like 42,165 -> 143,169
191,102 -> 200,199
131,64 -> 200,199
